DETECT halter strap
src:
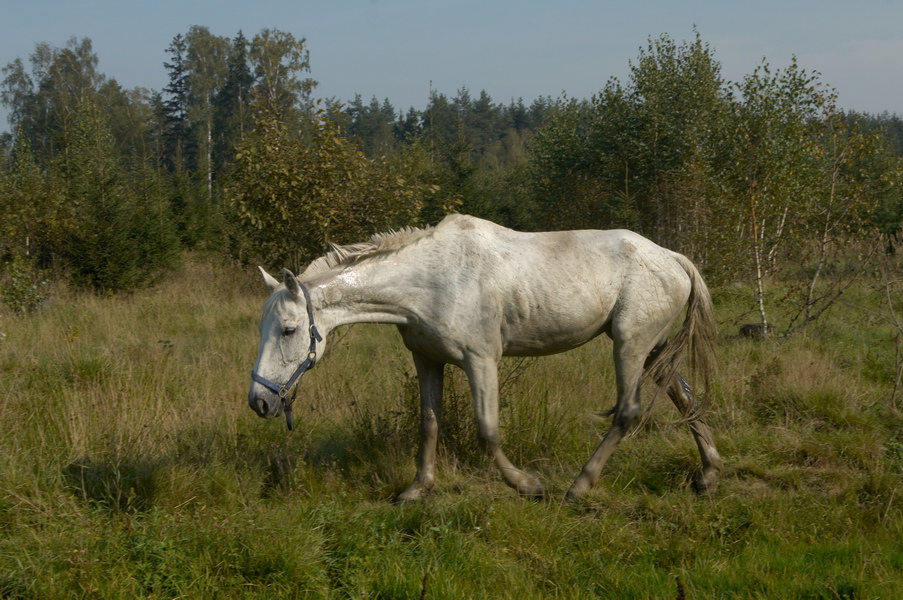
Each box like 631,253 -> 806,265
250,279 -> 323,430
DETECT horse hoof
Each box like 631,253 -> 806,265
518,482 -> 546,500
564,477 -> 591,502
395,486 -> 423,503
693,470 -> 721,494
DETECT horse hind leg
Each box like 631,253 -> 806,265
465,357 -> 545,499
645,341 -> 723,492
665,372 -> 723,492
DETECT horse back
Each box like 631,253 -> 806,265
424,216 -> 692,357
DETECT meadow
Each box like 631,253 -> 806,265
1,256 -> 902,599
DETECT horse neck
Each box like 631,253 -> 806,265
306,258 -> 416,333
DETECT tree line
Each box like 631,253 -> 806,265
1,28 -> 902,331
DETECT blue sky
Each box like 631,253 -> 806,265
3,0 -> 902,131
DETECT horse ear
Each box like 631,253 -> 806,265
259,266 -> 280,291
282,268 -> 302,299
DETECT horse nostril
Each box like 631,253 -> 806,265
250,396 -> 269,416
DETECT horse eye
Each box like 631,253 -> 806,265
283,326 -> 297,336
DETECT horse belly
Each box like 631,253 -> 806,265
500,293 -> 613,357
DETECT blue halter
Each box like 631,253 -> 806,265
250,280 -> 323,431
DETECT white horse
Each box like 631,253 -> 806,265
248,214 -> 723,501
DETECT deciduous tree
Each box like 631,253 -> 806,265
226,99 -> 434,268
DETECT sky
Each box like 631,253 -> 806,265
2,0 -> 902,132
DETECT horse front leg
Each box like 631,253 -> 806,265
397,353 -> 444,503
465,357 -> 545,499
666,373 -> 723,492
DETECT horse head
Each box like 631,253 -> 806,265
248,267 -> 323,430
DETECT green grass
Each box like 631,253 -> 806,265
1,257 -> 902,598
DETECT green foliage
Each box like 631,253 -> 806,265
248,28 -> 315,117
859,116 -> 903,243
343,94 -> 401,156
530,95 -> 607,230
166,167 -> 219,249
339,88 -> 549,228
1,37 -> 103,163
0,132 -> 68,265
0,254 -> 48,314
530,32 -> 731,243
213,30 -> 255,173
417,89 -> 546,227
226,100 -> 435,268
61,103 -> 180,292
720,60 -> 900,332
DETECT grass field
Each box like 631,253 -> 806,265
1,256 -> 902,598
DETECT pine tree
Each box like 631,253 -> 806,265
162,34 -> 191,172
63,102 -> 178,292
213,31 -> 254,176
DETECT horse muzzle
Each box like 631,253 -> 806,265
248,391 -> 280,419
248,382 -> 296,430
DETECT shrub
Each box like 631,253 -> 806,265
1,254 -> 48,314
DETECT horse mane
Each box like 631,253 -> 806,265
301,225 -> 434,280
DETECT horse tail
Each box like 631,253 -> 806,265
644,252 -> 717,401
